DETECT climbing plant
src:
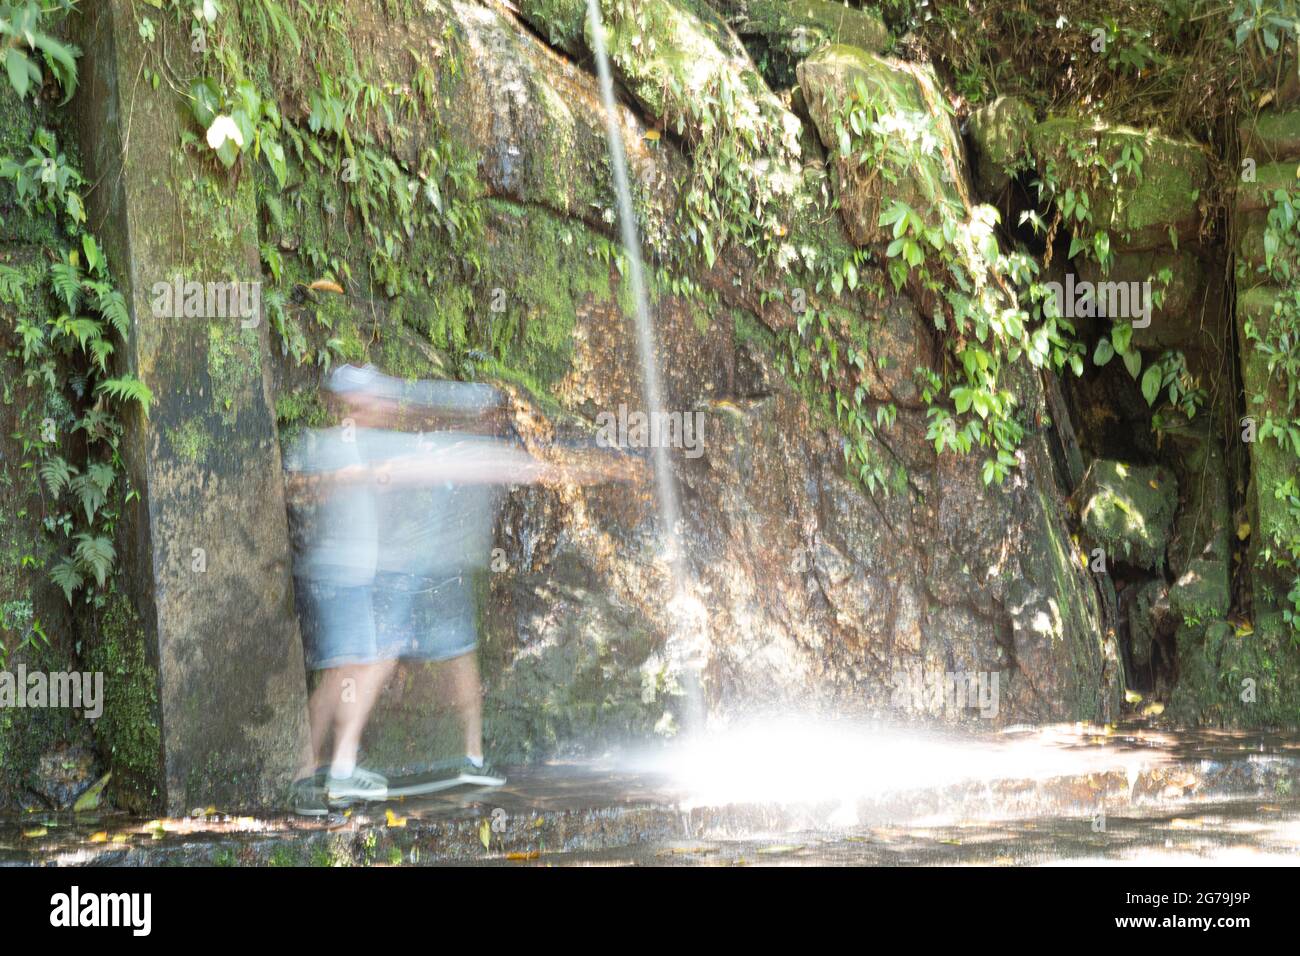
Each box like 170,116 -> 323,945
0,1 -> 152,604
1244,184 -> 1300,630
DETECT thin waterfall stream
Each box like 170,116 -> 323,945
585,0 -> 705,730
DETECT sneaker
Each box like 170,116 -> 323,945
456,757 -> 506,788
326,767 -> 389,806
290,772 -> 329,817
385,763 -> 463,799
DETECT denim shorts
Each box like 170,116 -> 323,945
372,570 -> 478,663
295,579 -> 380,670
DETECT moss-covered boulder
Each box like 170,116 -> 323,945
1075,249 -> 1214,352
798,45 -> 963,245
712,0 -> 888,86
1074,460 -> 1178,571
1168,614 -> 1300,728
1163,425 -> 1232,627
1239,108 -> 1300,164
1169,559 -> 1231,623
967,95 -> 1033,198
1029,119 -> 1210,251
1235,287 -> 1296,607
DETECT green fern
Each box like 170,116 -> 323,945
49,259 -> 81,312
39,456 -> 74,497
49,556 -> 84,605
86,461 -> 115,492
89,336 -> 114,371
90,284 -> 130,338
0,263 -> 27,304
73,533 -> 115,588
69,471 -> 106,524
53,313 -> 102,351
96,375 -> 154,414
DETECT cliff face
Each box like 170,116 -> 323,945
1,0 -> 1296,810
240,0 -> 1115,758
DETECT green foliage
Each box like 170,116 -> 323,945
0,57 -> 143,605
827,77 -> 1085,486
0,598 -> 46,669
1245,185 -> 1300,631
1230,0 -> 1300,53
0,1 -> 80,102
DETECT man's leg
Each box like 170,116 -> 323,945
295,669 -> 340,780
442,651 -> 483,760
329,658 -> 398,777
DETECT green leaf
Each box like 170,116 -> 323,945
1122,348 -> 1142,379
5,48 -> 32,99
1140,364 -> 1162,405
1093,337 -> 1115,366
189,77 -> 223,129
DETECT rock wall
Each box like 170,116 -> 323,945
9,0 -> 1299,810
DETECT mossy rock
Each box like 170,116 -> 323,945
1236,209 -> 1300,288
516,0 -> 588,56
1235,287 -> 1296,609
1233,159 -> 1299,214
1168,616 -> 1300,728
714,0 -> 888,86
967,95 -> 1033,198
1029,119 -> 1209,251
1074,459 -> 1177,571
80,590 -> 162,813
1239,109 -> 1300,164
1076,249 -> 1211,351
1168,558 -> 1231,623
798,45 -> 962,245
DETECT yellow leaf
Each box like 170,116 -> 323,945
1237,522 -> 1251,540
1141,702 -> 1165,717
112,834 -> 128,844
643,129 -> 660,142
1124,689 -> 1143,704
1148,480 -> 1159,490
479,819 -> 491,850
309,279 -> 345,294
385,809 -> 407,828
505,850 -> 540,861
1234,621 -> 1254,637
22,827 -> 47,838
89,831 -> 108,843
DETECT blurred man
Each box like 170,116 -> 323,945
286,364 -> 640,813
284,365 -> 402,814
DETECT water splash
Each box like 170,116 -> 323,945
585,0 -> 705,729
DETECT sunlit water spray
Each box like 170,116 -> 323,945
586,0 -> 705,728
625,718 -> 1158,819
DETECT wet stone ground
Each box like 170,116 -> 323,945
2,725 -> 1297,866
